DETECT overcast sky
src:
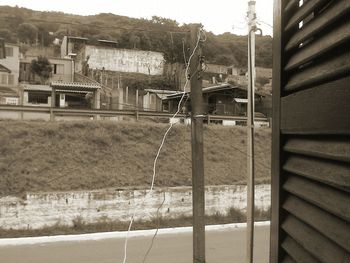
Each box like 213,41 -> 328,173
1,0 -> 273,36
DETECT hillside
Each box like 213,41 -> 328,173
0,5 -> 272,67
0,121 -> 271,196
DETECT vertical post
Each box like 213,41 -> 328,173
135,89 -> 139,120
50,88 -> 56,121
247,1 -> 256,263
126,86 -> 129,107
189,24 -> 205,263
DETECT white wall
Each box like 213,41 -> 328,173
85,46 -> 164,75
0,185 -> 270,230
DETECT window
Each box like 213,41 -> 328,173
28,92 -> 49,104
8,74 -> 14,85
53,64 -> 64,75
5,47 -> 13,57
5,97 -> 18,105
1,74 -> 7,84
150,94 -> 156,105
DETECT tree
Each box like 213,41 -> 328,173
0,29 -> 16,43
30,56 -> 52,84
17,23 -> 38,44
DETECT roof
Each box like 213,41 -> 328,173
21,84 -> 52,92
144,89 -> 179,94
50,81 -> 101,91
234,98 -> 248,103
163,83 -> 267,101
67,36 -> 88,41
202,83 -> 236,93
0,64 -> 11,73
98,39 -> 118,44
0,86 -> 18,97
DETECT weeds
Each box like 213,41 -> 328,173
0,207 -> 270,238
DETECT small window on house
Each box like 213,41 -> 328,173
5,97 -> 18,105
28,93 -> 49,104
8,75 -> 14,85
5,47 -> 13,57
1,74 -> 7,84
150,94 -> 156,105
53,64 -> 64,75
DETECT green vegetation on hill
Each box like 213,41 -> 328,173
0,121 -> 271,196
0,5 -> 272,67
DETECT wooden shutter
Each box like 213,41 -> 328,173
271,0 -> 350,262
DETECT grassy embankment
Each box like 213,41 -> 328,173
0,120 -> 271,197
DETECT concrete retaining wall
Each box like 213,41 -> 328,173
0,185 -> 270,230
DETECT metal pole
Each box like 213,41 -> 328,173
189,24 -> 206,263
247,1 -> 256,263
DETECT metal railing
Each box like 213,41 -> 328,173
0,105 -> 269,123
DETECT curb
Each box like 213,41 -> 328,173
0,221 -> 270,246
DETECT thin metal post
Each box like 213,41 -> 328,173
247,1 -> 256,262
189,24 -> 205,263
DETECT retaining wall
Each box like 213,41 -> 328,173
0,185 -> 270,230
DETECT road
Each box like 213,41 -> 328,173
0,225 -> 269,263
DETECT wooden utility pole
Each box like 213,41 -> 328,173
189,24 -> 206,263
247,1 -> 256,263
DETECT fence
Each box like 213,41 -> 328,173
0,105 -> 269,124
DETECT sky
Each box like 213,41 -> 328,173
1,0 -> 273,36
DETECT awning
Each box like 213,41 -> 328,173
55,89 -> 93,94
0,64 -> 11,73
234,98 -> 248,103
51,81 -> 101,92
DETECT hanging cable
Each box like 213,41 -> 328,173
122,27 -> 204,263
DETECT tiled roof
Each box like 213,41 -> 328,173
50,81 -> 101,90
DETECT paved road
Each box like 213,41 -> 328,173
0,225 -> 269,263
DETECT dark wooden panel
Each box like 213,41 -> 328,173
282,254 -> 297,263
285,0 -> 350,51
285,51 -> 350,91
283,155 -> 350,192
271,0 -> 286,262
284,0 -> 299,13
282,236 -> 319,263
282,215 -> 349,262
284,137 -> 350,162
281,77 -> 350,134
283,195 -> 350,251
283,176 -> 350,222
285,19 -> 350,70
285,0 -> 329,31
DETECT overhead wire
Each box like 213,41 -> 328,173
122,27 -> 204,263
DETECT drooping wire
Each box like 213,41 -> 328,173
142,192 -> 166,263
122,27 -> 204,263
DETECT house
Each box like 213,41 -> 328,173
61,36 -> 89,58
202,63 -> 229,85
227,65 -> 246,76
163,83 -> 270,118
0,43 -> 20,105
19,54 -> 101,109
0,86 -> 19,105
142,89 -> 178,111
20,55 -> 74,84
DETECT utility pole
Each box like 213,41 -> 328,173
247,1 -> 256,263
189,24 -> 205,263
